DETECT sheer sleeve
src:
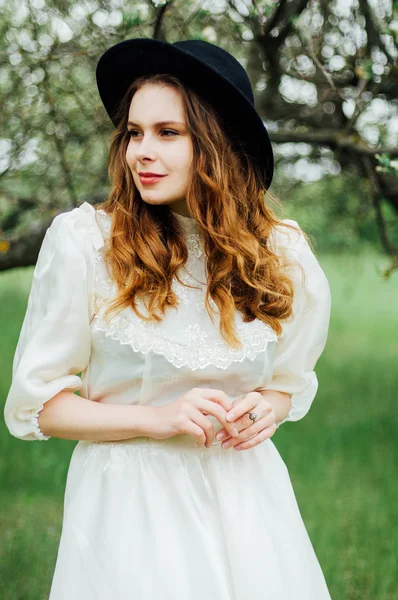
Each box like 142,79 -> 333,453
262,219 -> 331,427
3,203 -> 102,441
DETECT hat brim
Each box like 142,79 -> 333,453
96,38 -> 273,189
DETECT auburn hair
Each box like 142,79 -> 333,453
95,73 -> 308,350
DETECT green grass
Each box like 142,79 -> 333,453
1,252 -> 397,599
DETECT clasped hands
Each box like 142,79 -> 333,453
215,390 -> 278,451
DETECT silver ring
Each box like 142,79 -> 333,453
248,412 -> 258,422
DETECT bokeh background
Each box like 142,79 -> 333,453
0,1 -> 397,598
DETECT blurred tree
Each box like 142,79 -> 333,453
0,0 -> 397,273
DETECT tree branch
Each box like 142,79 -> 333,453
359,0 -> 397,64
0,219 -> 53,271
307,0 -> 343,100
362,156 -> 398,276
262,0 -> 288,38
152,0 -> 172,40
270,130 -> 398,157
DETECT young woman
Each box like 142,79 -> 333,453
4,39 -> 332,599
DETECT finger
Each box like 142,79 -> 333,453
195,396 -> 240,440
220,397 -> 264,439
234,423 -> 277,451
234,406 -> 275,437
221,412 -> 274,448
193,388 -> 231,413
225,391 -> 262,423
216,408 -> 263,441
220,417 -> 261,448
184,421 -> 209,447
190,412 -> 215,447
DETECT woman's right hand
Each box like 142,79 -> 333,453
149,388 -> 239,447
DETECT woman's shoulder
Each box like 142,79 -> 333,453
268,218 -> 306,255
48,201 -> 110,252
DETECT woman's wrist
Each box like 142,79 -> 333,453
130,404 -> 159,438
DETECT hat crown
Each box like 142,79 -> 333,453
172,40 -> 254,106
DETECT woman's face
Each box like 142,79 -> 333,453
126,83 -> 193,216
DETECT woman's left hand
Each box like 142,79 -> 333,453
215,391 -> 277,451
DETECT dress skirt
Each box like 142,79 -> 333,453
49,434 -> 332,599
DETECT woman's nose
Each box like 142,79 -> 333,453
135,137 -> 157,161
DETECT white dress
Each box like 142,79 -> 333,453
4,202 -> 332,599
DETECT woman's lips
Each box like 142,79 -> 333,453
139,174 -> 167,185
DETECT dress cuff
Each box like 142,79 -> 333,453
275,375 -> 318,428
29,404 -> 51,441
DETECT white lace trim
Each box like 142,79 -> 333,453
78,203 -> 280,371
30,404 -> 51,440
91,264 -> 279,371
92,301 -> 278,370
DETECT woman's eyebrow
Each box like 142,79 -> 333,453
127,120 -> 185,127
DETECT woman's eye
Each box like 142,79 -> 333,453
161,129 -> 178,136
128,130 -> 141,138
127,129 -> 178,137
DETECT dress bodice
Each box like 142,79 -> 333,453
3,202 -> 331,441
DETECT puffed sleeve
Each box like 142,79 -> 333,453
3,203 -> 101,441
262,219 -> 331,427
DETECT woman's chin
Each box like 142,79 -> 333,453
140,196 -> 169,207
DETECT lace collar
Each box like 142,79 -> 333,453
78,202 -> 280,370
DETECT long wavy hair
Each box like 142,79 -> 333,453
95,73 -> 308,350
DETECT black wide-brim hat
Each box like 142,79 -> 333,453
96,38 -> 274,190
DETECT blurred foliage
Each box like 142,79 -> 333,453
273,167 -> 398,253
0,0 -> 397,267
